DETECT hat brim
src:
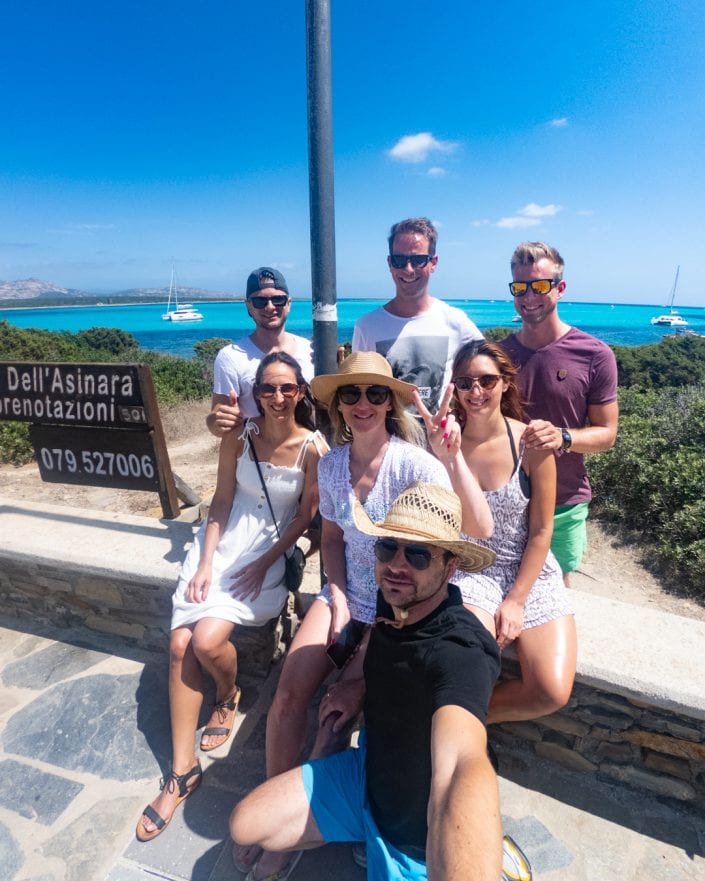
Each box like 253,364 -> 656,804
311,372 -> 417,406
353,500 -> 496,573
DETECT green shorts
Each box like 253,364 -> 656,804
551,503 -> 589,574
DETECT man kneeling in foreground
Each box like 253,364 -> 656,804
231,482 -> 530,881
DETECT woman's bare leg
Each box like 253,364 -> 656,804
190,617 -> 238,750
248,600 -> 333,877
488,615 -> 577,724
463,603 -> 496,637
139,626 -> 203,833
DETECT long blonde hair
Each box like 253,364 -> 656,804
327,387 -> 425,447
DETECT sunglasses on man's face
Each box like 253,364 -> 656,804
254,382 -> 301,398
452,374 -> 503,391
338,385 -> 391,406
374,538 -> 440,571
249,294 -> 289,309
389,254 -> 433,270
508,278 -> 560,297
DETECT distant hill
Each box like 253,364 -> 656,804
0,278 -> 237,303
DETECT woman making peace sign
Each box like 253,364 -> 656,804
414,339 -> 576,723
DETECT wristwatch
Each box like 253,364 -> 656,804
560,428 -> 573,452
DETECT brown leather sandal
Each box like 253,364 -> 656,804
200,685 -> 241,752
135,761 -> 202,841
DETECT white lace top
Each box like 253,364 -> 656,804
318,435 -> 451,623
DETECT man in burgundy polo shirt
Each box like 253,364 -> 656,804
501,242 -> 618,585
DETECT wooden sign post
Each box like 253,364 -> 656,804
0,362 -> 181,518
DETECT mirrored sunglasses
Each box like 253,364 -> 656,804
389,254 -> 433,269
254,382 -> 301,398
452,374 -> 503,391
508,278 -> 560,297
338,384 -> 391,406
374,538 -> 439,571
249,294 -> 289,309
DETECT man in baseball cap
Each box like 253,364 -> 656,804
207,267 -> 314,436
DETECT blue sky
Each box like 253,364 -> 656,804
1,1 -> 703,305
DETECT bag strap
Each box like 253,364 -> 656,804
249,433 -> 282,540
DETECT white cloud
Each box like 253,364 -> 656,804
519,203 -> 562,218
549,117 -> 569,127
471,219 -> 491,227
496,216 -> 542,229
426,166 -> 446,177
494,202 -> 561,229
387,132 -> 457,163
577,209 -> 595,217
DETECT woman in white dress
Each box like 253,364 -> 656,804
238,352 -> 492,880
136,352 -> 325,841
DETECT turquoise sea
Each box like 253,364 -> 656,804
2,299 -> 705,358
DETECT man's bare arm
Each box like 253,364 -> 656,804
427,705 -> 502,881
522,399 -> 618,455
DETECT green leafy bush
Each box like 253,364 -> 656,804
588,383 -> 705,596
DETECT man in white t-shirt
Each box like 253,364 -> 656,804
352,217 -> 483,412
207,267 -> 314,436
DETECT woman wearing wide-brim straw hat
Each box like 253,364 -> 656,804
241,351 -> 492,879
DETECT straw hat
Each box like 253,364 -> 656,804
353,481 -> 496,573
310,351 -> 417,406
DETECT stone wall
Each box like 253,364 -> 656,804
491,661 -> 705,810
0,556 -> 286,676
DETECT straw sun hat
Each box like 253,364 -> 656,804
310,351 -> 416,406
353,481 -> 496,573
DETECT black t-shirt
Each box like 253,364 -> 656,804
363,584 -> 500,857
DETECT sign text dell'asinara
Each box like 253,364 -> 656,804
0,363 -> 147,427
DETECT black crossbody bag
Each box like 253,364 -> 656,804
249,435 -> 306,592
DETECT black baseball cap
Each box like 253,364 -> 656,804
245,267 -> 289,298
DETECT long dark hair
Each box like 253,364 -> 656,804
451,340 -> 525,422
254,351 -> 316,430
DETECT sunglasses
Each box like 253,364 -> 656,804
452,374 -> 503,391
508,278 -> 560,297
254,382 -> 301,398
338,384 -> 391,406
249,294 -> 289,309
374,538 -> 440,571
389,254 -> 433,269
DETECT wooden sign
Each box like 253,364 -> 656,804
0,362 -> 180,518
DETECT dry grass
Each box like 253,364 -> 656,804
159,398 -> 213,444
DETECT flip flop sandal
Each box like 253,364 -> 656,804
135,761 -> 202,842
502,834 -> 532,881
244,850 -> 302,881
232,843 -> 263,873
201,685 -> 241,752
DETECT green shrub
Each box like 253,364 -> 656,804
588,382 -> 705,596
0,422 -> 32,465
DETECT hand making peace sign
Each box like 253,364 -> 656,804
412,384 -> 463,463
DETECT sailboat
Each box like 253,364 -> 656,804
650,267 -> 687,326
162,266 -> 204,322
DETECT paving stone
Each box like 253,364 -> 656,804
3,667 -> 170,780
123,784 -> 235,881
0,759 -> 83,824
207,747 -> 266,797
502,814 -> 574,874
0,820 -> 24,881
104,859 -> 174,881
42,796 -> 142,881
2,641 -> 107,689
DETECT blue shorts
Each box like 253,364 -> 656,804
301,732 -> 427,881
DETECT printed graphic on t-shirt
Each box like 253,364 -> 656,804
375,336 -> 448,411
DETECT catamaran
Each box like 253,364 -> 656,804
162,267 -> 204,322
650,266 -> 687,327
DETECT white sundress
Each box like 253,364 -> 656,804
172,422 -> 322,629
